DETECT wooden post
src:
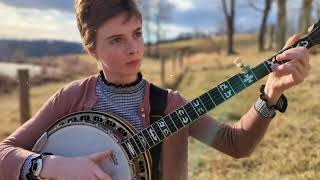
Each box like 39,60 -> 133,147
186,51 -> 191,64
172,55 -> 176,75
18,69 -> 30,124
179,52 -> 184,68
268,24 -> 275,50
160,57 -> 165,85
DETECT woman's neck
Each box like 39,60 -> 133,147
101,70 -> 139,86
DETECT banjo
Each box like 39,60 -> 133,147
33,21 -> 320,180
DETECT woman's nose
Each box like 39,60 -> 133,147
127,41 -> 140,55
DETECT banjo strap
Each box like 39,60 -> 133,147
149,83 -> 168,180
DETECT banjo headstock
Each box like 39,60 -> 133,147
301,20 -> 320,48
275,20 -> 320,54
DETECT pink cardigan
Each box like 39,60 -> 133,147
0,74 -> 271,180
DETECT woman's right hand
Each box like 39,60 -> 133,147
40,150 -> 113,180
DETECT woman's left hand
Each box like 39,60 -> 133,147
264,34 -> 311,105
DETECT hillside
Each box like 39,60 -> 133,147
0,39 -> 83,61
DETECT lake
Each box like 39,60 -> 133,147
0,62 -> 42,78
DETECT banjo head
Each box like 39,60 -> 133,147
33,111 -> 151,180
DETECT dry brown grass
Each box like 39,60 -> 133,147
0,74 -> 18,95
29,55 -> 98,84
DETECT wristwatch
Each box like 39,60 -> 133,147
255,97 -> 276,119
27,152 -> 52,180
254,85 -> 288,119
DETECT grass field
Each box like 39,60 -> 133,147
1,34 -> 319,179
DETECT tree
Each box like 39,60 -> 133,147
141,0 -> 172,57
142,0 -> 153,56
268,24 -> 276,50
299,0 -> 313,34
317,0 -> 320,20
221,0 -> 236,55
248,0 -> 274,52
276,0 -> 286,50
154,0 -> 172,58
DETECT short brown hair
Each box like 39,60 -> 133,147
75,0 -> 142,50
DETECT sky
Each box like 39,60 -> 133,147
0,0 -> 316,43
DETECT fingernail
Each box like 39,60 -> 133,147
271,63 -> 279,71
276,54 -> 283,60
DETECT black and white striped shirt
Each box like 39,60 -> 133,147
92,74 -> 146,131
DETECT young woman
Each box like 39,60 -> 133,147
0,0 -> 311,180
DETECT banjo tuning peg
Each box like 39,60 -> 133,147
233,57 -> 251,74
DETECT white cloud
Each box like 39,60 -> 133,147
143,20 -> 199,43
0,2 -> 81,42
161,23 -> 195,39
0,0 -> 312,43
0,0 -> 73,13
167,0 -> 194,11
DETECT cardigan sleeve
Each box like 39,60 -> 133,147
165,90 -> 272,159
0,86 -> 72,180
0,76 -> 97,180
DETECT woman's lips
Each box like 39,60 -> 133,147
126,59 -> 141,65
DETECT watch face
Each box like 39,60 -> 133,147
32,162 -> 38,171
276,95 -> 288,113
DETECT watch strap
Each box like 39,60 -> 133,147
260,85 -> 288,113
254,97 -> 276,119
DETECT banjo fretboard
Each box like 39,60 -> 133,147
120,33 -> 315,160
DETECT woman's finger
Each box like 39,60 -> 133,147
276,47 -> 308,67
93,166 -> 112,180
274,62 -> 302,78
87,150 -> 113,163
283,34 -> 302,49
288,60 -> 308,78
287,63 -> 305,84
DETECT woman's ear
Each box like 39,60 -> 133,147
87,47 -> 98,59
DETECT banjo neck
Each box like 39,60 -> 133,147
120,22 -> 320,161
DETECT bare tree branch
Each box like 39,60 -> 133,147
258,0 -> 273,51
221,0 -> 236,54
247,1 -> 263,12
221,0 -> 229,17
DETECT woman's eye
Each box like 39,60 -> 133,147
111,38 -> 121,44
135,31 -> 142,38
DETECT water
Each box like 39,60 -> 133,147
0,62 -> 42,78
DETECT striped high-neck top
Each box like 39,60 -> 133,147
91,73 -> 146,131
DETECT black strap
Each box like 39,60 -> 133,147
149,83 -> 168,180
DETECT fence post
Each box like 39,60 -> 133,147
160,57 -> 166,85
18,69 -> 30,124
172,54 -> 176,75
179,51 -> 184,68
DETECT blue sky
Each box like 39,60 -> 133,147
0,0 -> 316,43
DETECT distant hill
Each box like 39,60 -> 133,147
0,39 -> 84,61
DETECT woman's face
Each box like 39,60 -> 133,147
92,13 -> 144,81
